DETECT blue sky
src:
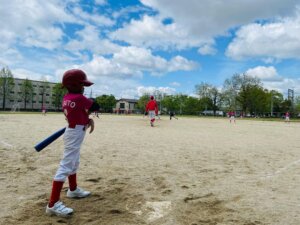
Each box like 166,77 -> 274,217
1,0 -> 300,98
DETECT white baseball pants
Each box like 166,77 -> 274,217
54,125 -> 86,181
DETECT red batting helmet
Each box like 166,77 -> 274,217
62,69 -> 93,92
150,95 -> 154,100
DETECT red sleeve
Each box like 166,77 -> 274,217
80,95 -> 93,110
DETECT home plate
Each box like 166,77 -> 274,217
133,201 -> 172,222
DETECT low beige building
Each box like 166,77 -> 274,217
114,98 -> 139,114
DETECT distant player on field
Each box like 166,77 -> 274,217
169,111 -> 178,120
145,96 -> 158,127
42,106 -> 47,116
285,111 -> 290,123
228,111 -> 236,123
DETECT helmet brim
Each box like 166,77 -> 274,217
82,80 -> 94,86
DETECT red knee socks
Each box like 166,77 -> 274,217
68,173 -> 77,191
48,174 -> 77,207
48,180 -> 64,207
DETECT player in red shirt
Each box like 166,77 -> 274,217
145,96 -> 158,127
228,111 -> 236,123
285,111 -> 290,123
46,69 -> 100,217
41,105 -> 46,116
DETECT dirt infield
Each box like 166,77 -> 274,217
0,114 -> 300,225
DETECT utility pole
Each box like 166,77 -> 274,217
288,88 -> 294,112
270,92 -> 273,117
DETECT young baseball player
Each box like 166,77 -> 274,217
145,96 -> 158,127
46,69 -> 100,217
285,111 -> 290,123
42,106 -> 46,116
229,111 -> 236,123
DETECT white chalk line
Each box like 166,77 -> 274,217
0,140 -> 13,148
261,159 -> 300,179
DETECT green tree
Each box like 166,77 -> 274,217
52,83 -> 67,111
0,67 -> 15,110
95,94 -> 116,113
182,96 -> 201,115
268,90 -> 284,116
161,95 -> 178,113
137,94 -> 150,113
237,84 -> 268,116
195,82 -> 222,116
222,73 -> 261,111
294,96 -> 300,116
38,79 -> 50,109
20,79 -> 33,110
280,99 -> 292,115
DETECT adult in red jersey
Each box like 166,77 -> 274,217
145,95 -> 158,127
46,69 -> 100,217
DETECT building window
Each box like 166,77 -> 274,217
120,103 -> 125,109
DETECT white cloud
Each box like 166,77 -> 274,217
11,68 -> 54,82
169,82 -> 180,87
65,25 -> 121,55
263,78 -> 300,96
72,6 -> 114,26
111,5 -> 150,20
198,44 -> 217,56
109,0 -> 299,51
226,13 -> 300,60
67,46 -> 197,79
110,15 -> 210,50
94,0 -> 107,6
137,86 -> 176,97
0,0 -> 75,50
245,66 -> 283,81
101,46 -> 197,77
244,66 -> 300,95
84,77 -> 142,99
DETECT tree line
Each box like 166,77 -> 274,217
1,66 -> 299,116
137,73 -> 299,117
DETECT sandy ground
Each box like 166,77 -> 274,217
0,114 -> 300,225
